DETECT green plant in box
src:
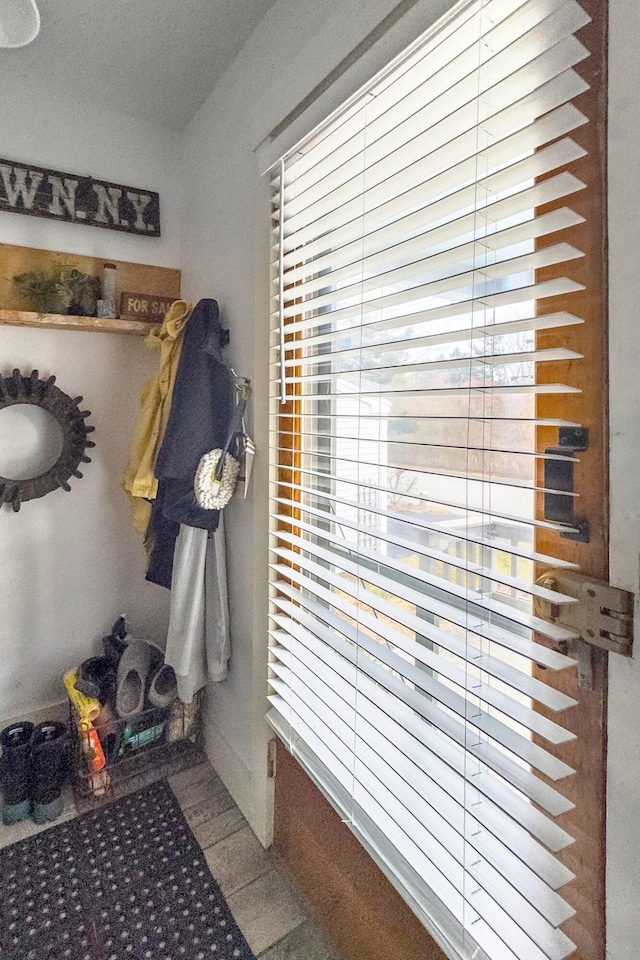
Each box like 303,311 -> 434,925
13,264 -> 100,316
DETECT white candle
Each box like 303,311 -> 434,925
101,263 -> 117,318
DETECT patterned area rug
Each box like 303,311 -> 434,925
0,780 -> 256,960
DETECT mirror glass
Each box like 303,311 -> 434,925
0,404 -> 64,480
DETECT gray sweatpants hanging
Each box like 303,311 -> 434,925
164,516 -> 230,702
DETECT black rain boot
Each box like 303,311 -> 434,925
0,721 -> 35,824
30,721 -> 70,825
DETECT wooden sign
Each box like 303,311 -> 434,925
120,291 -> 176,322
0,157 -> 160,237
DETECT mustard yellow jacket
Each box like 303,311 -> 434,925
123,299 -> 193,533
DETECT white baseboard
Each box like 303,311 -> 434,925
0,699 -> 68,731
202,697 -> 274,848
0,698 -> 274,848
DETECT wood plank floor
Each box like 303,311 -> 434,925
0,753 -> 344,960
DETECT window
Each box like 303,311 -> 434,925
267,2 -> 600,958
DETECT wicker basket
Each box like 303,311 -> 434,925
70,693 -> 202,803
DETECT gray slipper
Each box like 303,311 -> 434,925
116,640 -> 153,718
148,663 -> 178,708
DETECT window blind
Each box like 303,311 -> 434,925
267,1 -> 591,958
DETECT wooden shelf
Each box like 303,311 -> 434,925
0,309 -> 153,336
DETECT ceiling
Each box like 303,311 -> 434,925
0,0 -> 280,130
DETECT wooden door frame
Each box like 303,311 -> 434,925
535,3 -> 609,958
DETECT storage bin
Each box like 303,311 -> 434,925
70,693 -> 202,803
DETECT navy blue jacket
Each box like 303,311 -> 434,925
147,299 -> 232,587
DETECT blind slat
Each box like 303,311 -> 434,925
273,521 -> 578,611
271,586 -> 576,709
274,202 -> 585,306
273,446 -> 576,498
271,601 -> 576,852
281,244 -> 584,323
276,307 -> 584,364
268,1 -> 591,956
281,49 -> 588,242
281,347 -> 581,384
268,702 -> 574,960
274,473 -> 580,532
269,602 -> 575,741
269,651 -> 575,926
270,569 -> 579,779
269,604 -> 575,819
271,574 -> 575,681
281,0 -> 574,181
273,514 -> 580,611
267,600 -> 574,788
282,0 -> 586,192
279,103 -> 587,271
270,544 -> 577,645
274,430 -> 580,464
272,489 -> 579,574
268,663 -> 575,932
280,275 -> 584,339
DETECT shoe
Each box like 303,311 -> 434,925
102,615 -> 129,668
0,721 -> 34,824
168,697 -> 200,742
116,639 -> 154,718
75,655 -> 117,706
110,615 -> 128,642
30,721 -> 70,824
148,663 -> 178,708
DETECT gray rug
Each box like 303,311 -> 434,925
0,780 -> 255,960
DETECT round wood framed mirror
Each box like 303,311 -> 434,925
0,369 -> 94,512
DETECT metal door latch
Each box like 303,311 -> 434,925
535,570 -> 634,657
267,737 -> 277,779
543,427 -> 590,542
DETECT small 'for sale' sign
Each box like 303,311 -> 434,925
120,292 -> 176,322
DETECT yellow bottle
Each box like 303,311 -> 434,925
63,669 -> 100,724
64,670 -> 106,771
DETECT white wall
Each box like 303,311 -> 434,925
607,0 -> 640,956
0,88 -> 181,718
183,2 -> 640,952
3,1 -> 636,951
0,86 -> 181,267
179,0 -> 455,845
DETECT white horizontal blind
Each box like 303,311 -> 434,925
268,1 -> 591,958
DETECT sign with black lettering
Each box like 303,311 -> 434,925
120,291 -> 176,322
0,158 -> 160,237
